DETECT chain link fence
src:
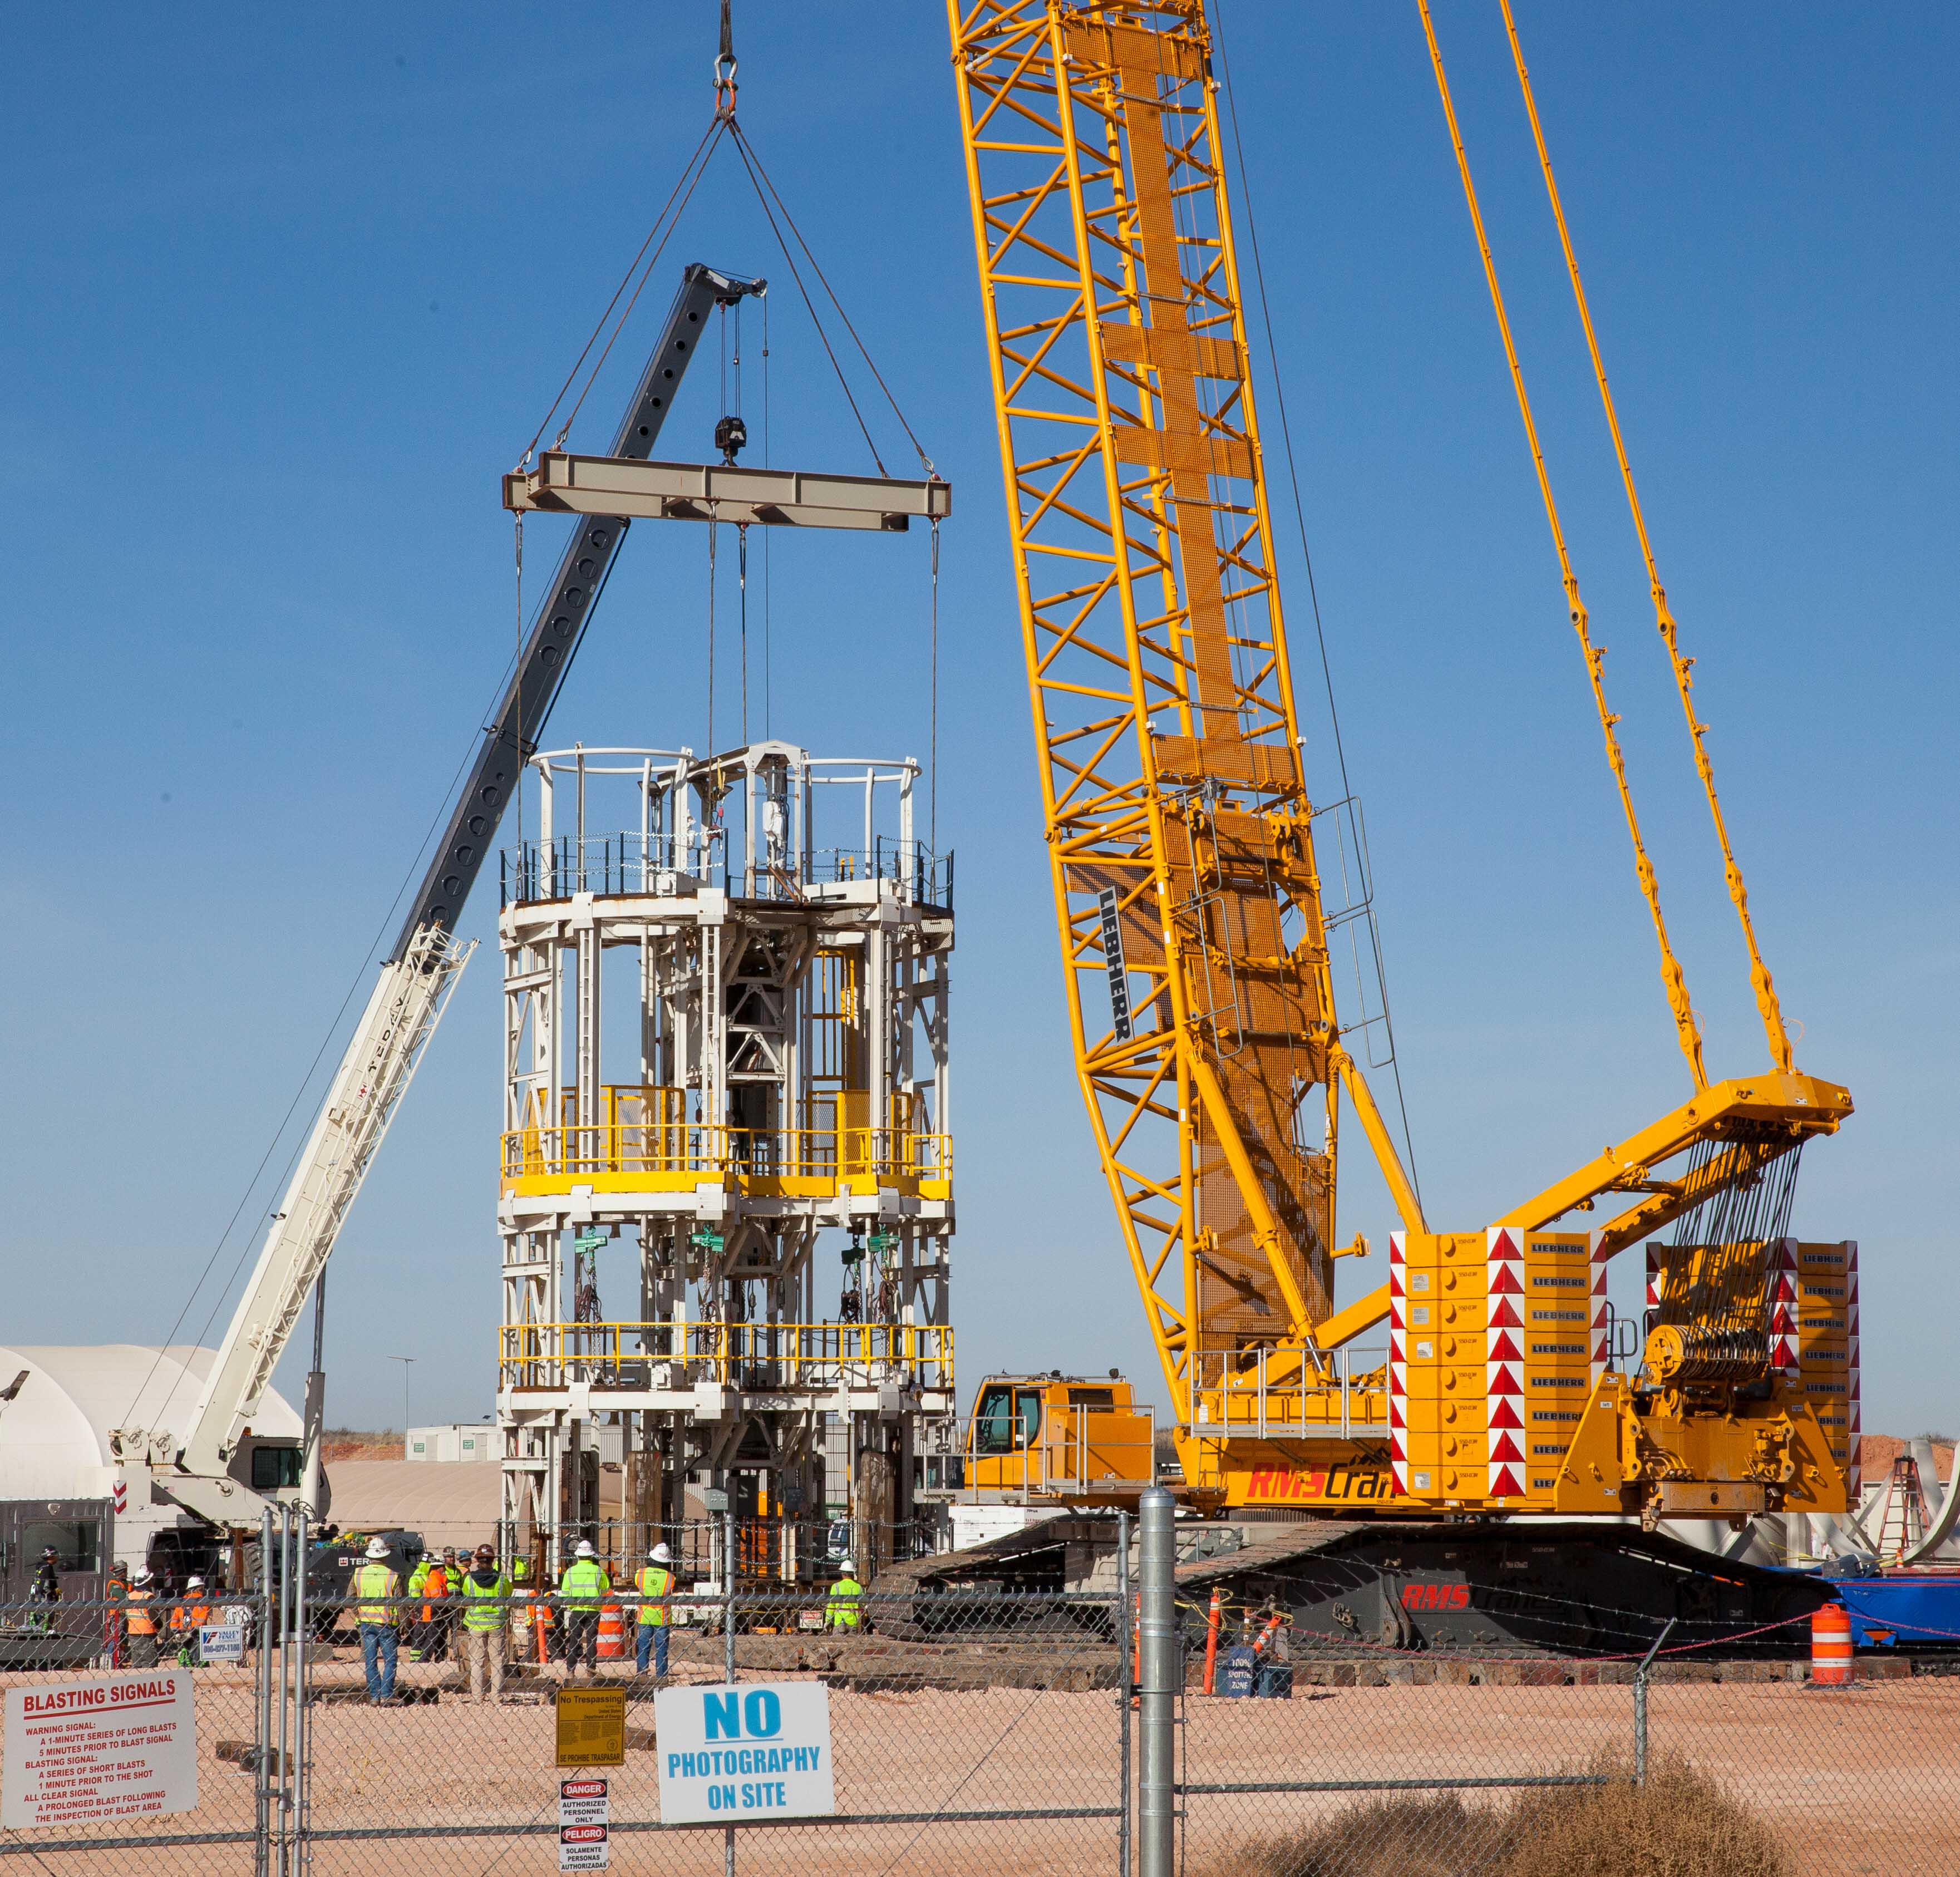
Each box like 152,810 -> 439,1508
1,1551 -> 1957,1873
1174,1584 -> 1960,1877
293,1580 -> 1126,1876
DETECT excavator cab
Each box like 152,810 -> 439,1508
963,1373 -> 1154,1502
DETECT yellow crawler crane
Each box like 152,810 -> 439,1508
947,0 -> 1854,1523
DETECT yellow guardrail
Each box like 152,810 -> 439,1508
498,1320 -> 954,1393
500,1123 -> 951,1190
1191,1348 -> 1392,1440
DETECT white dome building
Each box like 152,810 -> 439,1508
0,1345 -> 304,1586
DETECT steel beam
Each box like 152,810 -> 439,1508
504,451 -> 952,532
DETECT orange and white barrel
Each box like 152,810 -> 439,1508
1811,1603 -> 1854,1684
598,1602 -> 626,1659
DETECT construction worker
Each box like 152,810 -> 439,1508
354,1537 -> 402,1702
125,1568 -> 162,1668
457,1544 -> 512,1704
556,1540 -> 610,1682
438,1548 -> 461,1657
423,1548 -> 451,1661
405,1547 -> 447,1662
105,1560 -> 129,1668
171,1577 -> 214,1667
634,1543 -> 675,1678
825,1559 -> 865,1633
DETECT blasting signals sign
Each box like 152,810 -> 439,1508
3,1671 -> 198,1830
653,1681 -> 834,1824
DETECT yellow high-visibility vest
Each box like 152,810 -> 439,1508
356,1563 -> 401,1624
636,1565 -> 673,1627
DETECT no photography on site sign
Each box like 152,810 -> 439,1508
653,1681 -> 834,1824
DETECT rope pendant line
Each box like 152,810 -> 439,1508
1417,0 -> 1707,1092
1497,0 -> 1794,1075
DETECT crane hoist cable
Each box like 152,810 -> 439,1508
1416,0 -> 1709,1093
1496,0 -> 1795,1076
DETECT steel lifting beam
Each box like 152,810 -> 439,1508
504,452 -> 952,532
387,262 -> 765,961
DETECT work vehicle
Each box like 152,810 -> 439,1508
947,1 -> 1858,1536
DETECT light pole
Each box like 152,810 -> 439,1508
388,1356 -> 416,1457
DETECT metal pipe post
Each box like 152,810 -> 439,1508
254,1505 -> 274,1877
1138,1485 -> 1177,1877
725,1506 -> 737,1877
291,1506 -> 310,1870
1633,1617 -> 1677,1785
1116,1511 -> 1132,1877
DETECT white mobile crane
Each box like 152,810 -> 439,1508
101,264 -> 767,1553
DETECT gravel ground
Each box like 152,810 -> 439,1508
2,1653 -> 1953,1874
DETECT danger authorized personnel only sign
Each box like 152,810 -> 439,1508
558,1776 -> 609,1871
3,1669 -> 198,1830
653,1681 -> 833,1824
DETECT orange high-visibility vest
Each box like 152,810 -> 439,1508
126,1589 -> 159,1636
420,1564 -> 448,1620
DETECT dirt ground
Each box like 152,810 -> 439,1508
2,1651 -> 1954,1875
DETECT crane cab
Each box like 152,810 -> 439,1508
963,1373 -> 1155,1503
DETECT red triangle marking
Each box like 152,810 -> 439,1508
1390,1270 -> 1404,1297
1488,1465 -> 1521,1497
1486,1364 -> 1521,1393
1489,1265 -> 1523,1295
1390,1400 -> 1405,1428
1490,1431 -> 1523,1464
1591,1303 -> 1610,1328
1489,1398 -> 1523,1429
1389,1432 -> 1405,1461
1488,1331 -> 1521,1362
1592,1270 -> 1608,1295
1593,1338 -> 1610,1363
1490,1228 -> 1520,1258
1489,1298 -> 1522,1329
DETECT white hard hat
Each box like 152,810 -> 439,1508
839,1559 -> 856,1575
366,1538 -> 390,1560
650,1543 -> 672,1563
575,1540 -> 597,1559
132,1567 -> 154,1585
186,1577 -> 205,1590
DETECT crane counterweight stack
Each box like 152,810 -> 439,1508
949,0 -> 1858,1525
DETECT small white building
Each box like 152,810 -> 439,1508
406,1424 -> 501,1464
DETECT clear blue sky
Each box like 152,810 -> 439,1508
3,4 -> 1953,1442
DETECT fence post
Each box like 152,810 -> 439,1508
724,1506 -> 737,1877
1138,1485 -> 1176,1877
1116,1510 -> 1132,1877
255,1505 -> 274,1877
1633,1617 -> 1677,1786
291,1505 -> 311,1871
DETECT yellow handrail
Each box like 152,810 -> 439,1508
496,1319 -> 954,1391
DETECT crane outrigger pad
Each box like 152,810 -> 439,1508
504,451 -> 951,532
